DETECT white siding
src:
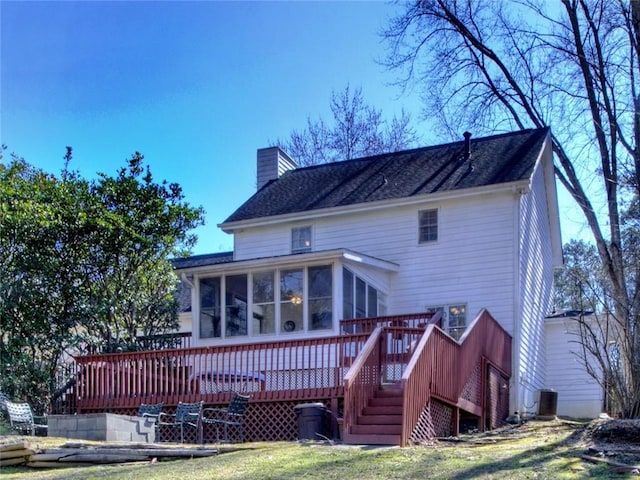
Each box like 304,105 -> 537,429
236,192 -> 518,334
517,159 -> 556,413
545,318 -> 603,418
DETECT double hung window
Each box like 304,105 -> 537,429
419,209 -> 438,243
291,226 -> 312,253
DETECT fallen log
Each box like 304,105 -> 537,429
581,454 -> 640,473
0,456 -> 29,467
61,441 -> 182,450
0,448 -> 35,460
28,461 -> 96,468
41,447 -> 217,457
58,453 -> 151,463
0,442 -> 30,453
29,453 -> 76,462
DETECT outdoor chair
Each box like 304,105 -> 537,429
5,400 -> 48,436
137,402 -> 164,422
157,401 -> 202,443
203,393 -> 250,443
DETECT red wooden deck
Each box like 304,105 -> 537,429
64,311 -> 511,445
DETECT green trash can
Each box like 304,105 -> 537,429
294,403 -> 326,440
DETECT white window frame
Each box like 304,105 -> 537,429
291,225 -> 312,254
426,303 -> 467,340
418,208 -> 438,243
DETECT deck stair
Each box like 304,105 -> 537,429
346,382 -> 403,445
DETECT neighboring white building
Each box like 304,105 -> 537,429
173,128 -> 564,418
545,311 -> 605,418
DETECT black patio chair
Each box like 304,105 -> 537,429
5,400 -> 48,436
157,401 -> 203,443
137,402 -> 164,422
203,393 -> 250,443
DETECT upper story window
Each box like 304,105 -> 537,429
426,304 -> 467,340
419,209 -> 438,243
291,226 -> 312,253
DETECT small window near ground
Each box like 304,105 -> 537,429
291,226 -> 312,253
419,209 -> 438,243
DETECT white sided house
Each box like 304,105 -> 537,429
173,127 -> 563,421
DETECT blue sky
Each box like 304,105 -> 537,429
2,1 -> 588,254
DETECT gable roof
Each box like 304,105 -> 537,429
223,127 -> 550,224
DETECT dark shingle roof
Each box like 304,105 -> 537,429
171,251 -> 234,269
223,128 -> 550,224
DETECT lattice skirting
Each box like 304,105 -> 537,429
410,398 -> 455,443
487,366 -> 510,430
460,362 -> 482,405
81,398 -> 338,443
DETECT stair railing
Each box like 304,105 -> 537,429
400,309 -> 511,446
343,327 -> 385,439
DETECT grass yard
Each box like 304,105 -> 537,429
1,419 -> 637,479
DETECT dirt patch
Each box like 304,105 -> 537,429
573,419 -> 640,470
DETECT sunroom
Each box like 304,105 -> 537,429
178,248 -> 399,346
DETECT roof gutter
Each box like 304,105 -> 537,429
174,248 -> 400,276
219,179 -> 532,233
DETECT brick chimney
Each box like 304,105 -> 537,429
256,147 -> 297,190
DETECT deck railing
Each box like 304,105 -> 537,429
339,312 -> 440,334
401,309 -> 511,445
74,333 -> 370,412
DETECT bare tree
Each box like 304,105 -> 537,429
275,85 -> 419,167
383,0 -> 639,417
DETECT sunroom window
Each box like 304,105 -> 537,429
343,267 -> 385,321
225,274 -> 247,337
198,264 -> 333,339
280,269 -> 304,333
309,265 -> 332,330
200,277 -> 221,339
252,270 -> 275,335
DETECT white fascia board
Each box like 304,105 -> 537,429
218,180 -> 532,234
541,134 -> 564,267
177,248 -> 399,276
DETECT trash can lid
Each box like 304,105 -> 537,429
293,402 -> 326,410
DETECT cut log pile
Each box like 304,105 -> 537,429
0,441 -> 218,468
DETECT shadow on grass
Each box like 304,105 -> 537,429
403,424 -> 605,480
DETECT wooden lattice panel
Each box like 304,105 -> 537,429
208,398 -> 332,442
246,400 -> 299,441
80,399 -> 337,443
460,362 -> 482,405
410,402 -> 436,443
487,366 -> 509,430
431,399 -> 454,437
409,398 -> 455,443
